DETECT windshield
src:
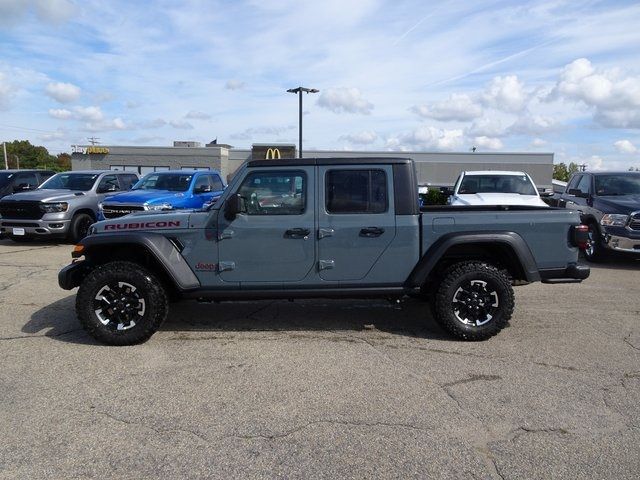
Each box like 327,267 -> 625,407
39,173 -> 99,191
594,174 -> 640,196
133,173 -> 193,192
0,172 -> 14,188
458,174 -> 537,195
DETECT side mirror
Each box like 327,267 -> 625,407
440,187 -> 454,196
14,183 -> 32,192
98,184 -> 118,194
224,193 -> 243,220
568,189 -> 588,198
194,185 -> 212,194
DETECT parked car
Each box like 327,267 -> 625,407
0,169 -> 55,199
59,157 -> 589,346
447,171 -> 549,207
556,171 -> 640,261
0,170 -> 139,242
98,170 -> 225,219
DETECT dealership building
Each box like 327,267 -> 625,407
71,142 -> 554,188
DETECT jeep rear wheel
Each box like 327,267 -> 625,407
76,261 -> 168,345
434,261 -> 514,341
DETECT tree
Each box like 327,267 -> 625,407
553,162 -> 581,182
1,140 -> 70,171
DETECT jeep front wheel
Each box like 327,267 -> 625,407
76,261 -> 169,345
433,261 -> 514,341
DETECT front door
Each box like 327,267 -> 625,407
317,165 -> 396,282
217,167 -> 315,283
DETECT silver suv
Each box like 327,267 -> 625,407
0,170 -> 139,242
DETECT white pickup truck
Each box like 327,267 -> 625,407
448,171 -> 549,207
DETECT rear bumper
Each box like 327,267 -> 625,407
540,263 -> 590,284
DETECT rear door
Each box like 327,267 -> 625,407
217,167 -> 315,283
317,165 -> 396,282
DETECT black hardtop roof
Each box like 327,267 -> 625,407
247,157 -> 413,168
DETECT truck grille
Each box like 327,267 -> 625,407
629,212 -> 640,231
0,201 -> 44,220
102,204 -> 145,219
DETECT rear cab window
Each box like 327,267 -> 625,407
325,169 -> 388,214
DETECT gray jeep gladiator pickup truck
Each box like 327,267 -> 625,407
59,157 -> 590,345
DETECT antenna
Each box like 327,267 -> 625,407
87,136 -> 101,145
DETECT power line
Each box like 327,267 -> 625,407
0,123 -> 63,134
87,136 -> 100,145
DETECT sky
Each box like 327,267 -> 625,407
1,0 -> 640,170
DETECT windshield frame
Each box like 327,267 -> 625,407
594,174 -> 640,196
458,174 -> 538,196
132,172 -> 195,192
38,172 -> 100,192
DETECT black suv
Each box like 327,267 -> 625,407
0,170 -> 55,200
558,171 -> 640,261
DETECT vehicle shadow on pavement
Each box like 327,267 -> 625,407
583,256 -> 640,271
24,296 -> 451,345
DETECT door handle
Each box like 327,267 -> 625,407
359,227 -> 385,238
284,228 -> 310,239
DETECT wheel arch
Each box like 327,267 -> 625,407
405,231 -> 541,288
78,233 -> 200,294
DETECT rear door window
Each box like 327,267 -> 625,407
325,169 -> 387,214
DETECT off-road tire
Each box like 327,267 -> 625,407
67,212 -> 94,243
583,221 -> 605,263
76,261 -> 169,345
434,261 -> 514,341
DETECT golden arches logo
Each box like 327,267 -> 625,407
265,148 -> 281,160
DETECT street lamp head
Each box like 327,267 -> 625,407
287,86 -> 319,94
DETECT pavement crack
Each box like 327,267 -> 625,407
229,419 -> 429,440
442,374 -> 501,388
623,333 -> 640,352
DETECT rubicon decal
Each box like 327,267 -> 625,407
104,220 -> 181,230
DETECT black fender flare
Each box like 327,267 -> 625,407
79,232 -> 200,290
405,231 -> 541,287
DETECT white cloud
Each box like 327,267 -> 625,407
508,115 -> 558,135
169,120 -> 194,129
230,125 -> 294,140
317,87 -> 373,115
411,93 -> 482,121
74,105 -> 103,122
481,75 -> 528,113
45,81 -> 81,103
473,136 -> 503,150
531,138 -> 547,147
466,117 -> 506,137
85,117 -> 128,132
48,108 -> 72,119
339,130 -> 378,145
225,80 -> 245,90
139,118 -> 167,129
184,110 -> 211,120
614,139 -> 637,154
551,58 -> 640,128
386,126 -> 464,151
0,0 -> 74,24
39,128 -> 68,141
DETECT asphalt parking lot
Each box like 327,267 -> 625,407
0,239 -> 638,479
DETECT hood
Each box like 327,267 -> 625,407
594,194 -> 640,215
103,189 -> 188,205
0,189 -> 88,203
452,193 -> 548,207
92,210 -> 192,234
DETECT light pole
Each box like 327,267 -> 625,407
286,87 -> 318,158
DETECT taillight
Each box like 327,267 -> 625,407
571,224 -> 589,249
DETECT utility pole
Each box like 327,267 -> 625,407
87,136 -> 100,145
286,87 -> 319,158
2,142 -> 7,170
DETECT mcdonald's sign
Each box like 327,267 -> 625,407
251,144 -> 296,160
265,148 -> 281,159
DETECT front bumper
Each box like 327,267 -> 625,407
601,226 -> 640,254
540,263 -> 591,284
0,217 -> 71,237
58,260 -> 89,290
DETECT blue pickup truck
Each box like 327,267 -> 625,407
99,170 -> 225,219
59,157 -> 589,345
